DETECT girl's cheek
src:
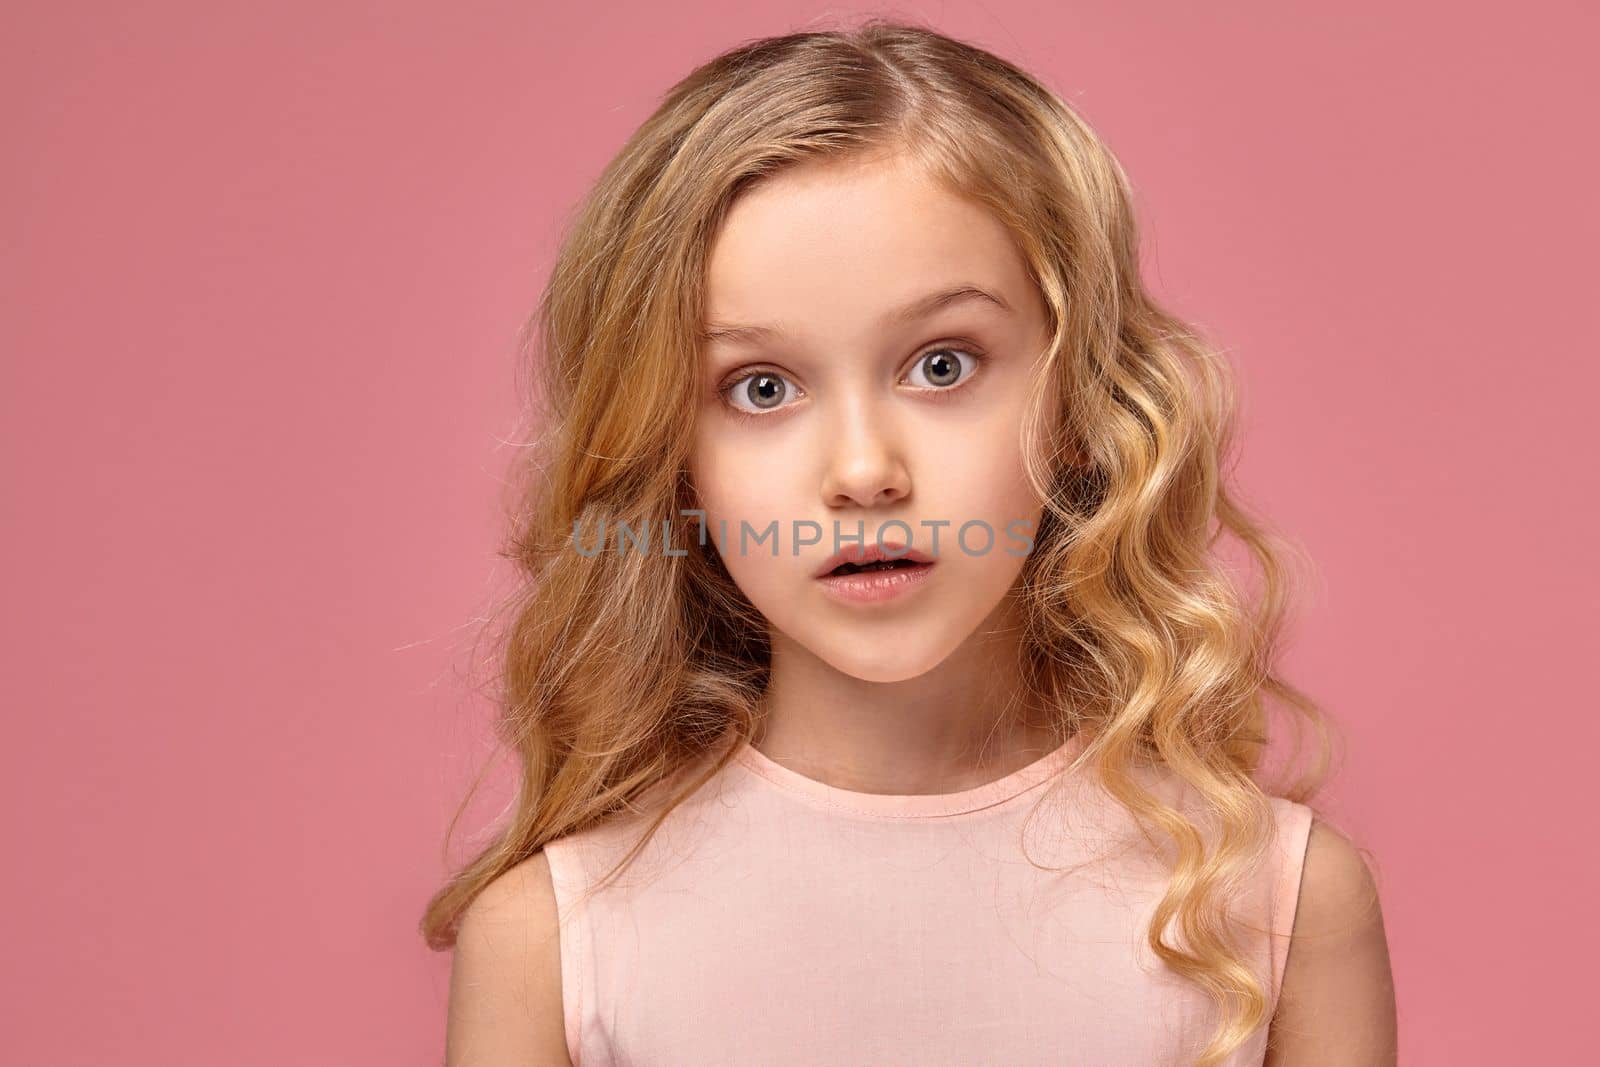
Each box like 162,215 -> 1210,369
694,445 -> 792,525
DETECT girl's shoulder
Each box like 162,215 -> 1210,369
1266,813 -> 1397,1059
448,850 -> 573,1066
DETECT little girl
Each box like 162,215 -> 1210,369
427,19 -> 1397,1067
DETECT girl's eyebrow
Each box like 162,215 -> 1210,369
700,283 -> 1011,346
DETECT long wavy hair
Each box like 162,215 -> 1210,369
422,18 -> 1336,1066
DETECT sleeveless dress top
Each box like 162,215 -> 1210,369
541,729 -> 1314,1067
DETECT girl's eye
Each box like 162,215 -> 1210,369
722,371 -> 798,416
905,346 -> 981,390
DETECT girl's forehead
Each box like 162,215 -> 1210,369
702,172 -> 1030,335
709,161 -> 1007,269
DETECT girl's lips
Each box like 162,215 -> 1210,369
814,560 -> 936,604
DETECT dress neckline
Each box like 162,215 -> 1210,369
729,729 -> 1089,819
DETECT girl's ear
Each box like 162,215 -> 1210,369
1048,423 -> 1090,476
1049,449 -> 1096,501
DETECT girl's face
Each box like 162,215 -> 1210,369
688,150 -> 1053,684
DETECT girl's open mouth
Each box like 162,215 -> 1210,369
826,558 -> 924,576
815,558 -> 936,604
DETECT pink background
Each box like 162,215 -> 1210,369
4,3 -> 1594,1063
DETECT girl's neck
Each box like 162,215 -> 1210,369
751,607 -> 1066,797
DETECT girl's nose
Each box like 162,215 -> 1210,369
818,400 -> 912,509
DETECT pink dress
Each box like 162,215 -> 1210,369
542,729 -> 1314,1066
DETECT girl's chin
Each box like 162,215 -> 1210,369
787,632 -> 970,684
819,659 -> 946,685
